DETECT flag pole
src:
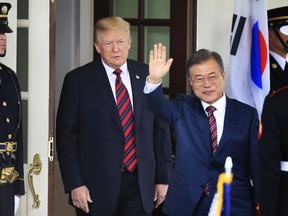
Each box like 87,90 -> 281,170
215,156 -> 233,216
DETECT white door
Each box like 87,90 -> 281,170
3,0 -> 53,215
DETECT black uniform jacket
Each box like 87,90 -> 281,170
258,85 -> 288,216
269,54 -> 288,92
0,63 -> 24,195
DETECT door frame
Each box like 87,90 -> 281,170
14,0 -> 52,215
49,1 -> 56,215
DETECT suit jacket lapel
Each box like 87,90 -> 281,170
193,99 -> 212,153
127,62 -> 143,128
215,97 -> 238,155
92,61 -> 123,130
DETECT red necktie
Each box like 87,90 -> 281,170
206,106 -> 217,156
114,69 -> 137,172
203,106 -> 217,196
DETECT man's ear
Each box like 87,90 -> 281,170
268,28 -> 275,41
94,43 -> 101,53
188,77 -> 193,87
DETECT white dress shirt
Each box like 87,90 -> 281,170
201,95 -> 226,144
102,60 -> 134,109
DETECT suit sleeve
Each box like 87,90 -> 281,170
248,107 -> 259,206
144,84 -> 178,183
144,84 -> 181,126
258,96 -> 282,215
153,115 -> 172,184
56,73 -> 84,193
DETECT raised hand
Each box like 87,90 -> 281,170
149,43 -> 173,84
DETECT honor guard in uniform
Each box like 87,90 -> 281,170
267,6 -> 288,92
258,85 -> 288,216
0,2 -> 25,216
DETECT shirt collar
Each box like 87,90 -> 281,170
201,93 -> 226,114
101,60 -> 128,77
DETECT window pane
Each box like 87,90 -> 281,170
17,0 -> 29,19
144,26 -> 170,87
113,0 -> 138,18
128,26 -> 138,61
17,28 -> 29,91
145,0 -> 170,19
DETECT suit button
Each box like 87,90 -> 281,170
8,134 -> 12,140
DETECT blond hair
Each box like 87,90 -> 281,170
94,16 -> 131,43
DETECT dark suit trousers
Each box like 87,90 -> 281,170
111,169 -> 151,216
0,183 -> 15,216
76,169 -> 151,216
193,194 -> 213,216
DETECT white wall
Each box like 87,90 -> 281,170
197,0 -> 288,72
55,0 -> 94,108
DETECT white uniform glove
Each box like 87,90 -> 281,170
14,196 -> 20,215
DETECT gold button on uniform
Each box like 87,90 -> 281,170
6,118 -> 10,123
2,101 -> 7,106
8,134 -> 12,140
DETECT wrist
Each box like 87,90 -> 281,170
148,76 -> 161,84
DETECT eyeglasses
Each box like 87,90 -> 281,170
192,74 -> 220,85
103,40 -> 126,48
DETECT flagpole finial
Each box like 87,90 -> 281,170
225,156 -> 233,176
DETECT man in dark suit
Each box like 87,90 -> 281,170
267,6 -> 288,92
258,85 -> 288,216
144,44 -> 259,216
56,17 -> 172,216
0,3 -> 25,216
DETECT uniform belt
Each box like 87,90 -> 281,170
0,167 -> 19,184
0,179 -> 8,184
281,161 -> 288,172
0,142 -> 17,152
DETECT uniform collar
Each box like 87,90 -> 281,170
270,50 -> 287,70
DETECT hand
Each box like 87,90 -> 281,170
71,186 -> 93,213
154,184 -> 169,208
149,43 -> 173,84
